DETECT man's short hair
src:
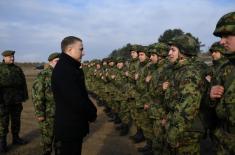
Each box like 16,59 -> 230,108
61,36 -> 82,52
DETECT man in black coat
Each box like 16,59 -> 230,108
51,36 -> 97,155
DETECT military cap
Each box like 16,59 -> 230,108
95,60 -> 102,64
209,41 -> 226,54
116,57 -> 125,63
48,52 -> 60,61
130,44 -> 140,52
2,50 -> 15,56
168,34 -> 199,56
107,57 -> 116,63
137,45 -> 149,57
213,12 -> 235,37
102,57 -> 109,62
149,43 -> 169,57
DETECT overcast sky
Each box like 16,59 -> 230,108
0,0 -> 234,62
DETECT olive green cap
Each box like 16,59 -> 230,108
48,52 -> 60,61
116,57 -> 125,63
137,46 -> 149,57
168,34 -> 199,56
148,43 -> 169,57
2,50 -> 15,56
209,41 -> 226,53
213,12 -> 235,37
130,44 -> 140,52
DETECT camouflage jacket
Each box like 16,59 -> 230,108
211,53 -> 235,128
126,58 -> 139,83
0,63 -> 28,104
164,59 -> 206,146
32,66 -> 55,117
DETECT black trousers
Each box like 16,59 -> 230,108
54,140 -> 83,155
0,103 -> 23,137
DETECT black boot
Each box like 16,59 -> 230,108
137,139 -> 152,152
12,135 -> 27,145
108,113 -> 116,122
114,115 -> 121,124
116,123 -> 124,130
119,124 -> 129,136
0,136 -> 7,153
129,127 -> 142,140
133,129 -> 145,143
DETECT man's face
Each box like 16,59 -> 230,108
3,55 -> 14,64
103,61 -> 107,66
150,54 -> 158,64
117,62 -> 124,69
66,41 -> 84,62
211,51 -> 222,61
168,45 -> 179,63
131,51 -> 138,59
50,58 -> 59,68
220,35 -> 235,52
138,52 -> 147,62
109,61 -> 114,66
96,64 -> 101,69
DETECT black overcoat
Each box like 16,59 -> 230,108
52,52 -> 97,141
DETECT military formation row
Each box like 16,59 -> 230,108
83,12 -> 235,155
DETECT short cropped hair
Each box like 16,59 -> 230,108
61,36 -> 82,53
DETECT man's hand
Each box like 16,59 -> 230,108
163,81 -> 170,90
111,75 -> 115,79
210,85 -> 224,100
125,71 -> 129,77
135,73 -> 139,80
145,75 -> 152,83
144,104 -> 150,110
37,116 -> 45,122
161,118 -> 167,127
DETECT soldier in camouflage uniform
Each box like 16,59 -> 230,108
132,46 -> 150,143
162,35 -> 206,155
140,43 -> 170,155
32,52 -> 60,155
200,42 -> 227,142
0,50 -> 28,153
210,11 -> 235,155
118,45 -> 140,136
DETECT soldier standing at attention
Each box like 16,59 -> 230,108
210,11 -> 235,155
32,52 -> 60,155
162,35 -> 206,155
0,50 -> 28,153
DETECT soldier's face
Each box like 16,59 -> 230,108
3,55 -> 14,64
220,35 -> 235,52
117,62 -> 124,69
96,64 -> 101,69
66,41 -> 84,62
139,52 -> 147,62
150,54 -> 158,63
103,62 -> 107,66
109,62 -> 114,66
131,51 -> 138,59
168,45 -> 179,63
211,51 -> 222,61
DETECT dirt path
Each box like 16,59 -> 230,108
4,96 -> 141,155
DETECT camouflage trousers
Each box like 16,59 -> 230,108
39,116 -> 54,154
0,103 -> 23,137
214,128 -> 235,155
136,109 -> 154,140
128,99 -> 137,124
167,131 -> 202,155
152,120 -> 169,155
119,100 -> 131,124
